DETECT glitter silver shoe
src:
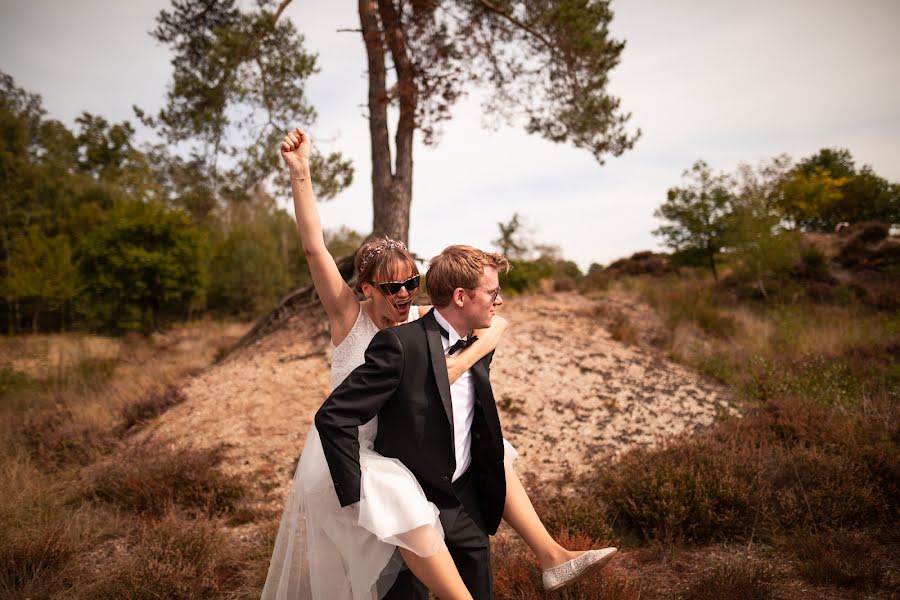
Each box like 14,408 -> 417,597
541,547 -> 617,592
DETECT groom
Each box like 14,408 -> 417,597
315,245 -> 509,599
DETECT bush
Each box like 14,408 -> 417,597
76,513 -> 244,600
120,386 -> 187,433
0,366 -> 31,398
606,251 -> 675,277
78,201 -> 208,333
636,276 -> 736,339
492,532 -> 636,600
207,231 -> 289,316
677,561 -> 776,600
788,529 -> 886,591
85,441 -> 245,517
595,395 -> 895,545
0,521 -> 79,597
600,441 -> 758,544
21,406 -> 114,468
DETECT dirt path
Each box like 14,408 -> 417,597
143,292 -> 731,519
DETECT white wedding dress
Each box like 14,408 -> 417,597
261,305 -> 516,599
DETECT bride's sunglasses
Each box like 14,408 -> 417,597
371,274 -> 420,295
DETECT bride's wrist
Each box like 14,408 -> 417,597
289,163 -> 311,181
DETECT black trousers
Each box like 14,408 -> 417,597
382,467 -> 493,600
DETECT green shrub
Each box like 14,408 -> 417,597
78,201 -> 208,333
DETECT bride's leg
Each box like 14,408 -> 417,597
398,547 -> 473,600
502,462 -> 587,570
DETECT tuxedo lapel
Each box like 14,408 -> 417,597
471,358 -> 501,442
423,310 -> 455,435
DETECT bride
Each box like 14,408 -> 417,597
262,128 -> 615,599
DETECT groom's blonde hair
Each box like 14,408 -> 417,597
426,245 -> 509,307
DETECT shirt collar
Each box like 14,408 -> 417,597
433,308 -> 466,347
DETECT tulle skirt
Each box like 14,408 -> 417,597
261,419 -> 517,599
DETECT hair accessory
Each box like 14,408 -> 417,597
359,239 -> 407,272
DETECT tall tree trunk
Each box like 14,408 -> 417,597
707,246 -> 718,282
359,0 -> 416,244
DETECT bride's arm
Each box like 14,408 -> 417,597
282,128 -> 359,341
446,315 -> 509,383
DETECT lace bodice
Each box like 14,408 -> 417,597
330,303 -> 420,391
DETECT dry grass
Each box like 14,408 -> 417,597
85,439 -> 246,518
120,386 -> 188,433
677,560 -> 776,600
74,513 -> 245,600
553,269 -> 899,597
0,319 -> 252,599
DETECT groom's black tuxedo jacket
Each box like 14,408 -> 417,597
314,309 -> 507,535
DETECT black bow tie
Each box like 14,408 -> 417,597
438,325 -> 478,355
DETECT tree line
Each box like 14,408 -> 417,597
0,72 -> 362,334
653,150 -> 899,293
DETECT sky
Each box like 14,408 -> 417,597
1,0 -> 898,270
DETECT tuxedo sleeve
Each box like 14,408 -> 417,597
314,327 -> 404,506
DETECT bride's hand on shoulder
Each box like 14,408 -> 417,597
281,127 -> 312,173
446,315 -> 510,383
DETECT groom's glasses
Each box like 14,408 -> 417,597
470,285 -> 502,303
371,274 -> 420,295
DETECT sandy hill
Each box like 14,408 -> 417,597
138,292 -> 732,522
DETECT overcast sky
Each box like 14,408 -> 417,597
2,0 -> 898,269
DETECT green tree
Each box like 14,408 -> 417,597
153,0 -> 638,245
492,213 -> 529,260
778,165 -> 849,231
78,202 -> 208,332
146,0 -> 353,201
725,157 -> 800,299
4,227 -> 79,332
207,230 -> 288,316
653,161 -> 733,281
780,148 -> 900,230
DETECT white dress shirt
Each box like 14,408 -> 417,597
432,309 -> 475,482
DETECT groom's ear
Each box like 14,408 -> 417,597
452,287 -> 466,307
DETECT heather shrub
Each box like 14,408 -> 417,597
534,495 -> 614,542
788,529 -> 890,591
677,560 -> 776,600
0,484 -> 114,600
492,531 -> 637,600
85,441 -> 245,517
0,521 -> 80,598
0,366 -> 31,398
596,394 -> 894,545
120,386 -> 187,433
600,440 -> 758,544
76,513 -> 243,600
21,406 -> 114,468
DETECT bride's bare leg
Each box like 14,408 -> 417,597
502,462 -> 587,570
398,547 -> 473,600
